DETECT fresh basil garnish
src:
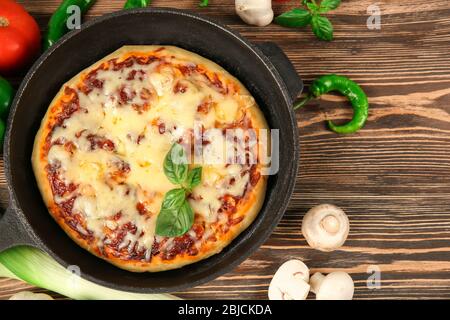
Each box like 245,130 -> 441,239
156,143 -> 203,237
185,167 -> 202,190
319,0 -> 341,13
306,2 -> 319,12
311,15 -> 333,41
163,143 -> 188,185
161,188 -> 186,209
199,0 -> 209,8
275,0 -> 341,41
274,9 -> 312,28
156,200 -> 194,237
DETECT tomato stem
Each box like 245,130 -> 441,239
0,16 -> 10,27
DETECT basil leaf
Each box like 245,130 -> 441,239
161,188 -> 186,209
306,2 -> 319,12
186,167 -> 202,189
311,15 -> 333,41
164,143 -> 188,185
155,200 -> 194,237
275,9 -> 312,28
319,0 -> 341,13
199,0 -> 208,7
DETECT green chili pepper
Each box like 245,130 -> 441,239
124,0 -> 151,9
0,76 -> 13,119
43,0 -> 96,51
294,74 -> 369,134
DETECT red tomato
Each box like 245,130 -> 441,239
0,0 -> 41,74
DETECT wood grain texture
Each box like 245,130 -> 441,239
1,0 -> 450,300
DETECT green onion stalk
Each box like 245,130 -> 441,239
0,246 -> 180,300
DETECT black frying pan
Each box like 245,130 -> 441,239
0,8 -> 302,293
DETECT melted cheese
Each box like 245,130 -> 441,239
45,47 -> 258,259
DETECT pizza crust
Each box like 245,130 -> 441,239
32,46 -> 269,272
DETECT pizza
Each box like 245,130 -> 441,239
32,46 -> 269,272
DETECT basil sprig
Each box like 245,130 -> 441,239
275,0 -> 341,41
199,0 -> 209,7
163,143 -> 189,185
156,143 -> 202,237
186,167 -> 202,191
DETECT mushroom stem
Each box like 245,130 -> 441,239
309,272 -> 325,294
320,215 -> 340,234
301,204 -> 350,252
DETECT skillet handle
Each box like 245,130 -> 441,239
0,206 -> 38,253
255,42 -> 304,103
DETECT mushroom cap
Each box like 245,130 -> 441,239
301,204 -> 350,251
275,259 -> 310,282
268,259 -> 310,300
268,278 -> 310,300
314,272 -> 354,300
235,0 -> 274,27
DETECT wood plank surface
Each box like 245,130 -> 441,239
1,0 -> 450,299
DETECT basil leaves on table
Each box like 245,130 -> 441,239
317,0 -> 341,12
311,15 -> 333,41
156,143 -> 203,237
199,0 -> 209,8
274,8 -> 312,27
275,0 -> 341,41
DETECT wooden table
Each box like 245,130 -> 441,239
1,0 -> 450,300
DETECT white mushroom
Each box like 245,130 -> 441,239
9,291 -> 54,300
310,272 -> 354,300
301,204 -> 350,251
235,0 -> 274,27
268,259 -> 310,300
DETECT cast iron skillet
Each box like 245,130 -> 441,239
0,8 -> 302,293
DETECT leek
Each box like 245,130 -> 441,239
0,246 -> 180,300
